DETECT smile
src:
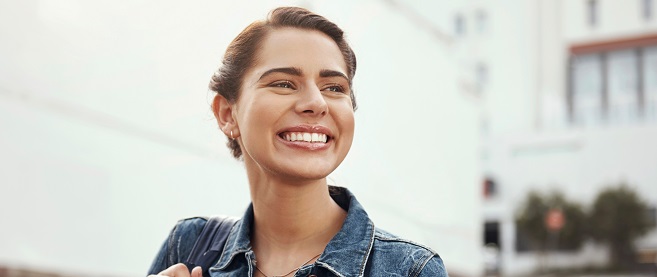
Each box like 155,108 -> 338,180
279,132 -> 329,143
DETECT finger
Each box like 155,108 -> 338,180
191,266 -> 203,277
157,263 -> 191,277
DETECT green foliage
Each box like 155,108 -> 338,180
588,184 -> 653,269
515,184 -> 655,270
516,190 -> 587,251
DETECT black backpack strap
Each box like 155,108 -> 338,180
184,215 -> 238,277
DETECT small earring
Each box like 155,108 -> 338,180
230,130 -> 234,140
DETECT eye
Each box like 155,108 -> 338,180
270,80 -> 295,89
323,84 -> 346,93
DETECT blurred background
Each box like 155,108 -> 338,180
1,0 -> 656,276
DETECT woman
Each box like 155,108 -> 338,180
148,7 -> 448,277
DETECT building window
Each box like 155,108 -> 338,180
484,222 -> 501,274
483,177 -> 497,198
646,207 -> 657,227
571,54 -> 604,125
476,10 -> 488,34
644,46 -> 657,120
515,227 -> 533,252
454,14 -> 466,35
608,50 -> 640,124
587,0 -> 598,27
568,37 -> 657,126
480,117 -> 490,138
644,0 -> 654,20
476,62 -> 489,92
484,221 -> 501,247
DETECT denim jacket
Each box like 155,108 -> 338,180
148,187 -> 448,277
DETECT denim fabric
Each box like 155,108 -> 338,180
148,187 -> 448,277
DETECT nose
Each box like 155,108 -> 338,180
295,85 -> 328,117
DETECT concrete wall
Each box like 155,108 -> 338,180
0,1 -> 480,276
563,0 -> 657,43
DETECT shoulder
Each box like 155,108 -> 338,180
372,228 -> 438,258
171,217 -> 208,237
369,228 -> 448,277
148,217 -> 209,274
167,217 -> 209,262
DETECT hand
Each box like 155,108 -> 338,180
148,263 -> 202,277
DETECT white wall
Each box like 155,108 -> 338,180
563,0 -> 657,43
0,1 -> 480,276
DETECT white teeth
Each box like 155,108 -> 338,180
282,132 -> 329,143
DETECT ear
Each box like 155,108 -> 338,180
212,94 -> 239,138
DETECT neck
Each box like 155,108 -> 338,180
250,177 -> 345,248
248,175 -> 347,274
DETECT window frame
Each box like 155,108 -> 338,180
567,34 -> 657,125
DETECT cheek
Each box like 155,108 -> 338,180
239,96 -> 276,124
333,102 -> 355,136
335,107 -> 355,159
235,100 -> 268,146
236,94 -> 292,140
343,112 -> 355,134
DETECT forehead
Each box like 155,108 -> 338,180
249,27 -> 348,77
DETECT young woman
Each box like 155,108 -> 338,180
148,7 -> 448,277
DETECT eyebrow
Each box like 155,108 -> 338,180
319,69 -> 349,82
258,67 -> 302,81
257,67 -> 349,82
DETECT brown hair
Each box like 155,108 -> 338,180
210,6 -> 358,159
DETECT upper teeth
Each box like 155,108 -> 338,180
283,132 -> 328,143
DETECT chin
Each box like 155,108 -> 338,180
286,168 -> 335,181
273,162 -> 338,182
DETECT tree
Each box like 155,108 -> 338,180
588,184 -> 653,269
516,190 -> 587,251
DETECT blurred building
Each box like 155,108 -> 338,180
450,0 -> 657,275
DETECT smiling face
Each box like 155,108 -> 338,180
232,27 -> 355,182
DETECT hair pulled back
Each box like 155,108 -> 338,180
210,6 -> 358,159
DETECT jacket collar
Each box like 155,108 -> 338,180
214,204 -> 253,270
314,186 -> 376,277
215,186 -> 375,277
